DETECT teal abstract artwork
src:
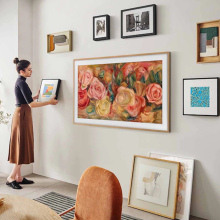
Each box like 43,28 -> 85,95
191,87 -> 210,107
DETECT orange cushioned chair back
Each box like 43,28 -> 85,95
74,166 -> 123,220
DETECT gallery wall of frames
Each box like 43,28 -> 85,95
44,3 -> 220,220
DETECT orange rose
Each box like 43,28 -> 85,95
126,95 -> 146,117
146,83 -> 162,105
135,62 -> 152,81
121,63 -> 135,78
78,88 -> 90,110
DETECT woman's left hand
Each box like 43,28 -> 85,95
33,90 -> 40,100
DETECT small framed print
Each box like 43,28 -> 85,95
38,79 -> 61,102
197,20 -> 220,63
93,14 -> 110,41
121,4 -> 156,39
128,155 -> 180,219
47,31 -> 72,53
183,78 -> 219,116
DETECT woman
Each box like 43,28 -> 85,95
7,58 -> 58,189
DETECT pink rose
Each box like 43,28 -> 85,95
126,95 -> 146,117
88,77 -> 106,100
78,88 -> 90,110
146,83 -> 162,105
81,67 -> 94,90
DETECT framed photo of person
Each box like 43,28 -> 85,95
121,4 -> 157,39
38,79 -> 61,102
128,155 -> 180,219
93,14 -> 110,41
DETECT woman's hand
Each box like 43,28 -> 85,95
49,95 -> 58,105
33,90 -> 40,100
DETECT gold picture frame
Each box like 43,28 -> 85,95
128,155 -> 180,219
73,52 -> 170,132
197,20 -> 220,63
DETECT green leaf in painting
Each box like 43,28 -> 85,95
149,70 -> 155,83
152,105 -> 162,112
155,70 -> 162,84
99,71 -> 105,78
145,77 -> 151,86
140,75 -> 145,84
115,71 -> 123,86
128,74 -> 136,88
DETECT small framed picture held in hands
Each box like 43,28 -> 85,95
38,79 -> 61,102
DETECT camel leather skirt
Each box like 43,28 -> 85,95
8,104 -> 34,165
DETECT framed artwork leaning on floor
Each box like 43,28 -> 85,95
74,52 -> 170,132
128,155 -> 180,219
149,153 -> 194,220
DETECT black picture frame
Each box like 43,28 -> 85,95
38,79 -> 61,102
183,77 -> 219,116
121,4 -> 157,39
93,14 -> 110,41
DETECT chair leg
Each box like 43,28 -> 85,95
59,206 -> 75,216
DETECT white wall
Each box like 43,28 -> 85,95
0,0 -> 19,174
33,0 -> 220,219
0,0 -> 33,176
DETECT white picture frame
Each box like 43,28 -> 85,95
149,153 -> 194,220
74,52 -> 170,132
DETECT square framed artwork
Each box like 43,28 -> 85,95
121,4 -> 156,39
74,52 -> 170,132
38,79 -> 61,102
128,155 -> 180,219
93,14 -> 110,41
149,153 -> 194,220
183,78 -> 219,116
47,30 -> 72,53
197,20 -> 220,63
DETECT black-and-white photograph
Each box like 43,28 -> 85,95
96,19 -> 106,36
121,4 -> 156,39
93,15 -> 110,41
126,11 -> 149,32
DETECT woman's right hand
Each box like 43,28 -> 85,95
49,95 -> 58,105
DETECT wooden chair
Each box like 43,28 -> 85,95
59,166 -> 123,220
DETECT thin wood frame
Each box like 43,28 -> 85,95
197,20 -> 220,63
128,155 -> 180,219
47,30 -> 72,53
73,52 -> 170,132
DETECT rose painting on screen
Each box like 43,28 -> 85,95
77,60 -> 162,124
